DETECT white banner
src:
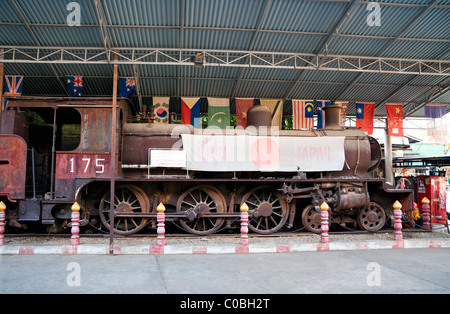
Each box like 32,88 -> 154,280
181,134 -> 346,172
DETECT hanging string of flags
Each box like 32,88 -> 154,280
1,75 -> 447,138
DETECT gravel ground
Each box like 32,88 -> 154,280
3,229 -> 449,246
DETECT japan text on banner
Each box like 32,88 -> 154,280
335,101 -> 348,127
181,134 -> 346,172
207,97 -> 230,129
119,77 -> 136,98
153,97 -> 170,124
316,100 -> 331,129
260,99 -> 283,128
181,97 -> 201,128
386,104 -> 404,137
235,98 -> 254,128
355,102 -> 375,135
425,104 -> 447,119
4,76 -> 24,97
292,100 -> 314,130
65,75 -> 83,97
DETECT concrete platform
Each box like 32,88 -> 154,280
1,237 -> 450,255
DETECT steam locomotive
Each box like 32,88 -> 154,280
0,97 -> 413,235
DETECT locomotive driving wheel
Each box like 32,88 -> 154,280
357,202 -> 386,232
99,184 -> 150,235
240,186 -> 289,235
301,204 -> 330,234
177,185 -> 226,235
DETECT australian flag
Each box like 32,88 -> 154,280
119,77 -> 136,98
66,75 -> 83,97
4,76 -> 24,97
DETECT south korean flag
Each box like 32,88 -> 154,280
153,97 -> 170,124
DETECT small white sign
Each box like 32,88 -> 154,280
150,150 -> 186,168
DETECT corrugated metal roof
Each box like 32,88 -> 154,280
0,0 -> 449,118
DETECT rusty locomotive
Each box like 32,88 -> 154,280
0,97 -> 413,235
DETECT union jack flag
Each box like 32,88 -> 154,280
4,76 -> 24,97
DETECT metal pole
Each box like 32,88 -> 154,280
0,49 -> 4,115
109,52 -> 118,254
50,108 -> 57,199
384,118 -> 394,185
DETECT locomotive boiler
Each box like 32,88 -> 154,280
0,97 -> 413,236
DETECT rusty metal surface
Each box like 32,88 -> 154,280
247,105 -> 271,128
0,135 -> 27,201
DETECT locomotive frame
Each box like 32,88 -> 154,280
0,97 -> 413,236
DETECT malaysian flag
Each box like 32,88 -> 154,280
4,76 -> 24,97
292,100 -> 314,130
65,75 -> 83,97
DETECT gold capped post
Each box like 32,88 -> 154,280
157,203 -> 166,213
0,201 -> 6,211
240,202 -> 249,212
393,200 -> 402,210
421,197 -> 430,205
320,201 -> 329,211
71,202 -> 81,212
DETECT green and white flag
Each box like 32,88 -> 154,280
207,97 -> 230,129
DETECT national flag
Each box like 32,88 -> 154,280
235,98 -> 254,128
335,101 -> 348,127
181,97 -> 201,128
386,104 -> 404,137
260,99 -> 283,128
355,103 -> 375,135
4,76 -> 24,97
119,77 -> 136,98
425,104 -> 447,119
292,100 -> 314,130
316,100 -> 331,129
207,97 -> 230,129
153,97 -> 170,124
65,75 -> 83,97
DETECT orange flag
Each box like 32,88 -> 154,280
386,104 -> 404,137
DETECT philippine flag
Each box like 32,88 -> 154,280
181,97 -> 201,128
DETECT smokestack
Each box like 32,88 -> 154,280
323,104 -> 343,129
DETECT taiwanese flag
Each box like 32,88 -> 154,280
355,103 -> 375,135
65,75 -> 83,97
386,104 -> 404,137
181,97 -> 201,128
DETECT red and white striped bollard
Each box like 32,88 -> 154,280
421,197 -> 431,230
156,203 -> 166,246
0,201 -> 6,245
393,200 -> 403,241
71,202 -> 81,246
240,202 -> 249,246
320,202 -> 329,243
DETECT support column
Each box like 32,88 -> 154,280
109,52 -> 118,255
384,119 -> 394,185
0,49 -> 4,115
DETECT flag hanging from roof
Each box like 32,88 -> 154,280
260,99 -> 283,128
335,101 -> 348,127
4,76 -> 24,97
292,100 -> 314,130
316,100 -> 331,129
207,97 -> 230,129
153,97 -> 170,124
235,98 -> 254,128
386,104 -> 404,137
65,75 -> 83,97
181,97 -> 201,128
355,102 -> 375,135
119,77 -> 136,98
425,104 -> 447,119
